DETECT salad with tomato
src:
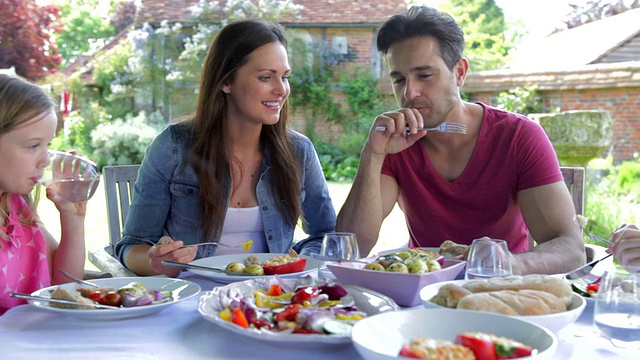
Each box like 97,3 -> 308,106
78,282 -> 173,308
399,333 -> 534,360
214,275 -> 366,336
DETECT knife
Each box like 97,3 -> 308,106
161,260 -> 245,276
11,293 -> 120,310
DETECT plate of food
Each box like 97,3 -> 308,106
27,277 -> 201,320
197,276 -> 400,347
327,247 -> 466,306
187,253 -> 323,284
352,308 -> 557,359
419,274 -> 586,333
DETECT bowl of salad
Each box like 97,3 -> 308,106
197,275 -> 400,348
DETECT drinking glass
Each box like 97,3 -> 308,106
320,232 -> 360,260
465,237 -> 513,279
39,150 -> 101,203
316,232 -> 360,279
593,266 -> 640,348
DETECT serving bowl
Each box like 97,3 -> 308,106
419,279 -> 586,333
198,277 -> 399,348
327,259 -> 466,306
352,308 -> 558,360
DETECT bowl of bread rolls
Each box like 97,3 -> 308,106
419,274 -> 586,333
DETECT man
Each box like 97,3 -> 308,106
335,6 -> 585,275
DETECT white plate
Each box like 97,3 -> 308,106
352,308 -> 557,360
198,278 -> 400,348
30,277 -> 201,320
189,253 -> 323,284
419,279 -> 586,333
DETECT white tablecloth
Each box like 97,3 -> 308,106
1,272 -> 637,360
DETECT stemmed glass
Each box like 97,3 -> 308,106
593,265 -> 640,348
465,237 -> 513,279
316,232 -> 360,279
39,150 -> 101,203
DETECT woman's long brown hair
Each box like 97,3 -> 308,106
189,19 -> 302,242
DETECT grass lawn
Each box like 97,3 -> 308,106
37,179 -> 409,271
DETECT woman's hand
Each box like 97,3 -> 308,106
609,224 -> 640,268
148,236 -> 197,277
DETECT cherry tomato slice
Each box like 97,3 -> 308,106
87,291 -> 106,304
103,291 -> 122,307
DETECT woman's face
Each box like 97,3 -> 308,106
0,110 -> 56,195
222,41 -> 291,127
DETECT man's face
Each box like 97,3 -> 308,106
386,36 -> 463,126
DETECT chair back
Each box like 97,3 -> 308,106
560,166 -> 585,215
103,165 -> 141,255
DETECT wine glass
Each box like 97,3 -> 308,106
316,232 -> 360,279
39,150 -> 101,203
593,265 -> 640,348
465,237 -> 513,279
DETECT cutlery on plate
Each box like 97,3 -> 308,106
161,260 -> 245,276
374,122 -> 467,134
180,239 -> 254,251
565,253 -> 613,281
10,293 -> 120,310
58,267 -> 99,288
573,215 -> 613,246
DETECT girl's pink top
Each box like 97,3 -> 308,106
0,194 -> 50,315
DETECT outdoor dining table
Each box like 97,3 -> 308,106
0,270 -> 637,359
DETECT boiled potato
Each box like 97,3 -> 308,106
244,263 -> 265,276
364,263 -> 385,271
225,262 -> 246,273
386,262 -> 409,273
408,260 -> 429,274
426,259 -> 442,272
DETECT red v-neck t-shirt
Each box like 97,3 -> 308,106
381,103 -> 562,253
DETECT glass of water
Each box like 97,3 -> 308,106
594,265 -> 640,348
315,232 -> 360,279
465,237 -> 513,279
39,150 -> 101,203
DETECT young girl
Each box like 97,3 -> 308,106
0,74 -> 87,315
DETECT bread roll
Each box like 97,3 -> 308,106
461,274 -> 573,307
439,240 -> 469,258
457,289 -> 567,315
429,284 -> 472,308
50,287 -> 96,309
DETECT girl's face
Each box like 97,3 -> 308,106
222,41 -> 291,128
0,110 -> 57,195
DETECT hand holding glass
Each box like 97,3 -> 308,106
594,266 -> 640,348
39,150 -> 101,203
465,237 -> 513,279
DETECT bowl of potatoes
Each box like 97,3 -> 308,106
326,248 -> 466,306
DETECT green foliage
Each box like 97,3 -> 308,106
616,159 -> 640,198
90,111 -> 165,167
440,0 -> 514,71
314,142 -> 359,182
494,85 -> 544,115
54,0 -> 115,66
584,158 -> 640,242
91,39 -> 137,118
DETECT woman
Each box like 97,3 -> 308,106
0,74 -> 88,314
114,19 -> 336,277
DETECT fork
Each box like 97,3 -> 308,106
574,215 -> 613,246
180,239 -> 253,251
374,122 -> 467,134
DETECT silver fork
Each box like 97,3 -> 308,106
574,215 -> 613,245
180,239 -> 254,250
374,122 -> 467,134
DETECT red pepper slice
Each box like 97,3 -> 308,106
231,308 -> 249,328
262,257 -> 307,275
398,344 -> 422,358
290,286 -> 318,304
274,304 -> 302,322
267,284 -> 284,296
456,333 -> 533,359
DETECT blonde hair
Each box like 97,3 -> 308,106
0,74 -> 55,241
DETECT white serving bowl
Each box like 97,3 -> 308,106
419,280 -> 586,333
352,308 -> 558,360
327,259 -> 466,306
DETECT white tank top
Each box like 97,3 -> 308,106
215,206 -> 267,255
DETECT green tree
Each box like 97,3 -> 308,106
440,0 -> 514,71
53,0 -> 115,66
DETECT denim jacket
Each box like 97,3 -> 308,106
114,122 -> 336,267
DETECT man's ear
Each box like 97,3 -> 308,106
454,57 -> 469,87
